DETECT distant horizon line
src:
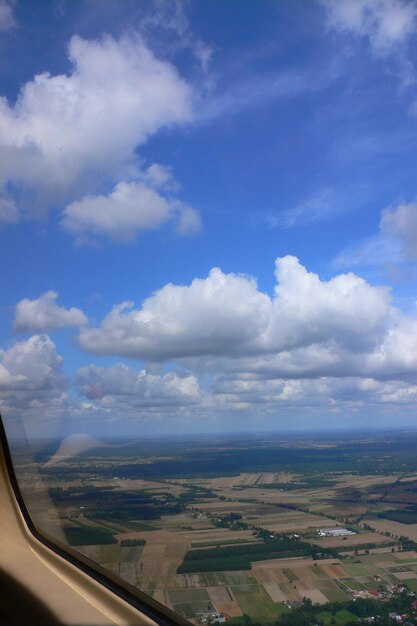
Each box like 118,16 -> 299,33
8,423 -> 417,444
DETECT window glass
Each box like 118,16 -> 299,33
3,2 -> 417,626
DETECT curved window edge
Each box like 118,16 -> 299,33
0,414 -> 192,626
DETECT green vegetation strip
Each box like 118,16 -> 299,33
120,538 -> 146,547
63,525 -> 117,546
177,536 -> 326,573
378,507 -> 417,524
191,539 -> 253,548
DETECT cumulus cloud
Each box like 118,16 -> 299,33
75,254 -> 417,392
0,335 -> 66,419
5,261 -> 417,424
76,363 -> 200,416
321,0 -> 417,52
14,291 -> 87,333
78,255 -> 392,363
4,260 -> 417,425
61,180 -> 200,244
79,265 -> 272,359
0,32 -> 197,237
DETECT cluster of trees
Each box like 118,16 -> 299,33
50,483 -> 193,523
213,512 -> 246,530
399,536 -> 417,551
177,533 -> 337,574
119,538 -> 146,547
178,486 -> 217,502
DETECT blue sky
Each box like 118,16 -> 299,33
2,0 -> 417,438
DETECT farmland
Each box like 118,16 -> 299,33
11,429 -> 417,625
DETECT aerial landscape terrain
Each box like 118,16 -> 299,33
12,430 -> 417,626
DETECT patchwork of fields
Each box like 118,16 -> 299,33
15,431 -> 417,624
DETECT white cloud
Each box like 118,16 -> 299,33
0,0 -> 14,32
5,259 -> 417,424
14,291 -> 87,333
61,180 -> 200,243
76,363 -> 201,415
210,373 -> 417,412
138,163 -> 179,192
322,0 -> 417,52
335,201 -> 417,267
78,265 -> 272,359
139,0 -> 213,72
0,32 -> 195,225
74,254 -> 417,396
78,255 -> 392,362
0,335 -> 66,419
380,202 -> 417,259
366,317 -> 417,377
267,189 -> 336,228
321,0 -> 417,123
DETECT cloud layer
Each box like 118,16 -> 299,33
76,363 -> 200,416
3,257 -> 417,426
79,256 -> 392,363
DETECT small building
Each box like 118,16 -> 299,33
389,613 -> 402,622
196,611 -> 227,624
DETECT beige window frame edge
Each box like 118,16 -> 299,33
0,416 -> 192,626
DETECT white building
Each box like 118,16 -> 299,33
317,527 -> 356,537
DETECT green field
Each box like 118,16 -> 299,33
169,588 -> 214,619
320,580 -> 350,602
318,609 -> 359,625
231,584 -> 285,620
378,508 -> 417,524
401,578 -> 417,592
126,521 -> 159,531
191,539 -> 252,548
178,536 -> 318,573
342,578 -> 366,591
77,543 -> 145,563
63,525 -> 117,545
282,568 -> 298,583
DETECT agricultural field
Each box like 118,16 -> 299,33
12,429 -> 417,624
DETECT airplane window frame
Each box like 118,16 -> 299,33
0,413 -> 192,626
